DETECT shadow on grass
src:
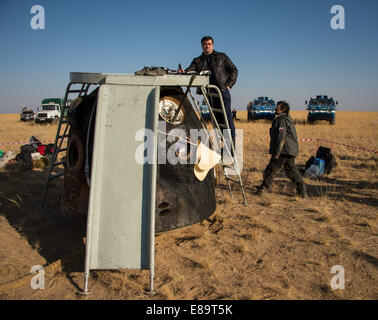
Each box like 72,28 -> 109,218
0,169 -> 85,275
353,250 -> 378,268
251,167 -> 377,208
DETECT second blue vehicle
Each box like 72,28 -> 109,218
247,97 -> 276,121
306,95 -> 338,125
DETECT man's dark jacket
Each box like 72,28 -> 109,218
186,50 -> 238,91
269,113 -> 299,157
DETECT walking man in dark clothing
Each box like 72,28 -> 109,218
258,101 -> 307,197
179,36 -> 238,146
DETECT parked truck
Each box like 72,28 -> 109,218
247,97 -> 276,121
20,106 -> 35,121
306,95 -> 338,125
35,98 -> 71,123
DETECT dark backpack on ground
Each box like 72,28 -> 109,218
316,146 -> 337,174
20,144 -> 35,154
14,149 -> 33,171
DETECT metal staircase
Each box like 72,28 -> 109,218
42,82 -> 94,206
190,84 -> 247,205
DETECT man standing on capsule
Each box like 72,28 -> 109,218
179,36 -> 238,148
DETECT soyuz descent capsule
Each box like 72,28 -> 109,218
60,85 -> 217,233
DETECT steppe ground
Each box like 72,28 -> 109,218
0,111 -> 377,299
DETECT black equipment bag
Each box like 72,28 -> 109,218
15,149 -> 33,171
316,146 -> 337,174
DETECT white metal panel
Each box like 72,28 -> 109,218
69,72 -> 209,87
85,84 -> 159,270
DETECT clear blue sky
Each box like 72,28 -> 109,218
0,0 -> 377,112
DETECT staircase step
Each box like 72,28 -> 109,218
53,160 -> 65,167
49,172 -> 65,180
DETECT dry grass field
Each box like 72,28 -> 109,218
0,111 -> 377,300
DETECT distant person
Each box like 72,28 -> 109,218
178,36 -> 238,146
257,101 -> 307,197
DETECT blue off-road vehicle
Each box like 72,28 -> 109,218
247,97 -> 276,121
306,95 -> 338,125
199,99 -> 211,121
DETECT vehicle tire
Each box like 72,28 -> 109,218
330,119 -> 335,125
66,133 -> 84,174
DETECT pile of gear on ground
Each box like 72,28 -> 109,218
0,136 -> 54,171
303,146 -> 337,177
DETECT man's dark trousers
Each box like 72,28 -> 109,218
212,90 -> 235,146
262,154 -> 306,195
